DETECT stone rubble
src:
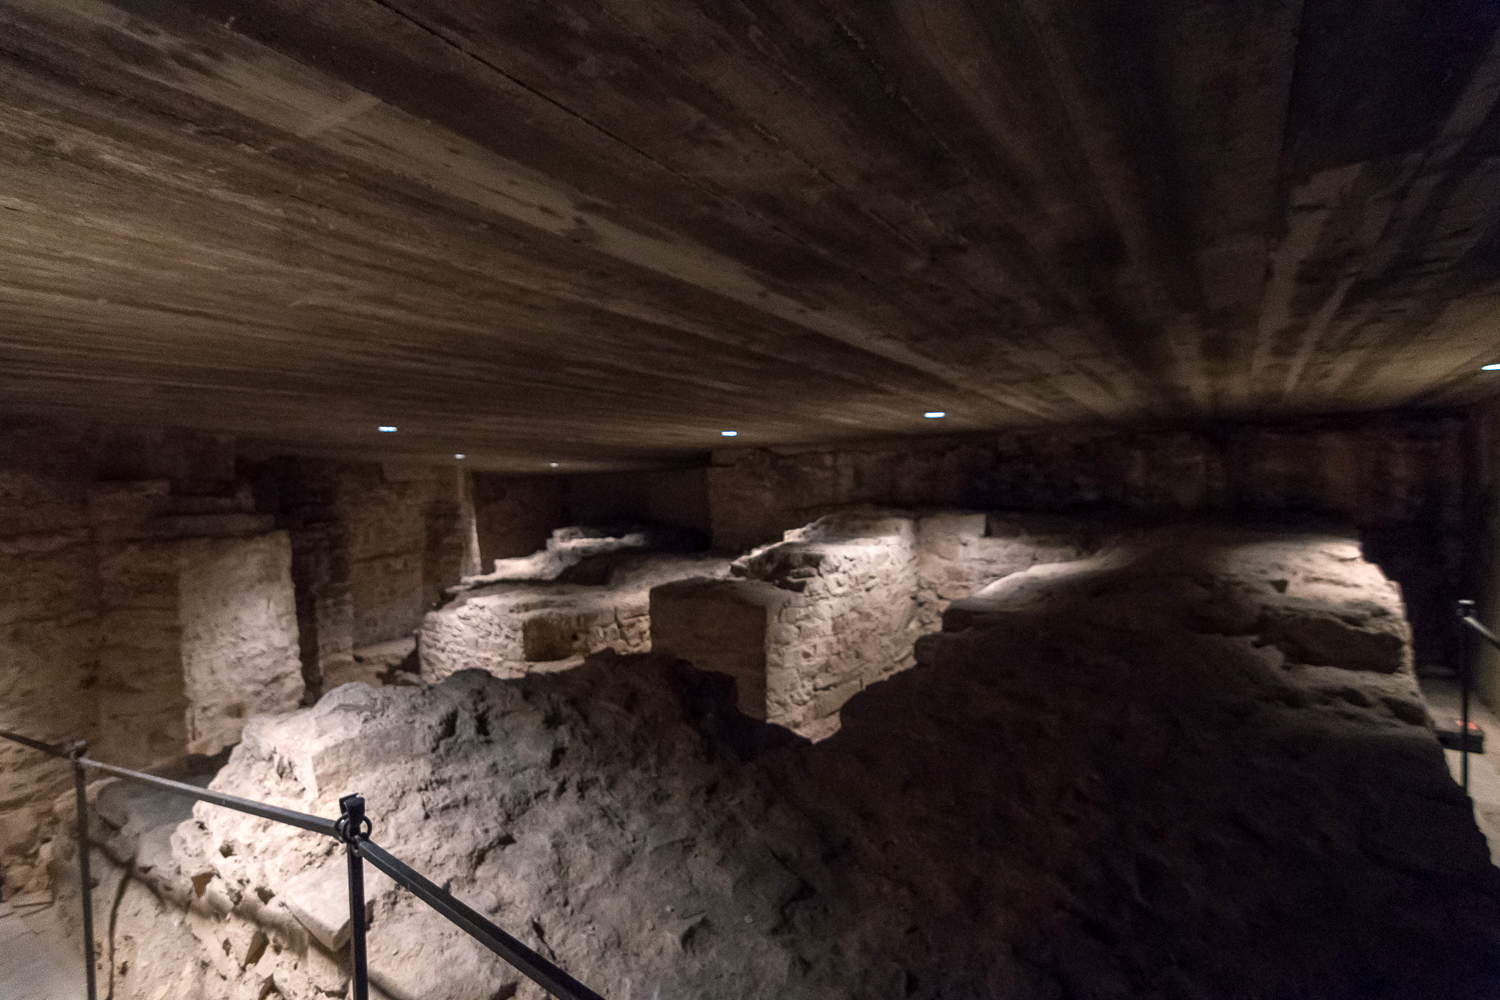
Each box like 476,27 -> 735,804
81,525 -> 1500,999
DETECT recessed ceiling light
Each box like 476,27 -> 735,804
924,411 -> 946,419
378,425 -> 398,433
454,454 -> 465,459
550,462 -> 559,468
1483,364 -> 1500,371
721,430 -> 738,437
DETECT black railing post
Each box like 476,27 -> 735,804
338,793 -> 370,1000
69,741 -> 98,1000
1458,600 -> 1478,795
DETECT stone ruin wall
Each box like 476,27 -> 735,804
419,585 -> 656,681
652,509 -> 1099,738
418,551 -> 730,683
729,513 -> 921,740
244,458 -> 481,696
2,423 -> 492,898
417,509 -> 1096,738
707,414 -> 1471,676
5,440 -> 484,897
0,423 -> 305,896
1,465 -> 102,898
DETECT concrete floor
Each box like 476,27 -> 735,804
1420,674 -> 1500,865
0,894 -> 88,1000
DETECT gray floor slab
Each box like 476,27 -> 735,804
0,899 -> 87,1000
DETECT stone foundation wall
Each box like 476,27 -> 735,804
419,554 -> 729,683
0,420 -> 304,896
734,512 -> 922,740
650,578 -> 789,717
0,468 -> 99,896
564,466 -> 711,536
93,535 -> 189,767
471,474 -> 568,566
341,464 -> 436,647
420,585 -> 653,682
470,467 -> 712,576
179,534 -> 303,756
248,459 -> 480,696
709,413 -> 1469,669
652,509 -> 1099,739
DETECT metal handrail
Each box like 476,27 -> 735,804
0,729 -> 607,1000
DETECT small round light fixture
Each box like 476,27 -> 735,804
924,411 -> 946,419
1483,364 -> 1500,371
721,430 -> 738,437
454,454 -> 465,460
550,462 -> 559,468
378,425 -> 398,433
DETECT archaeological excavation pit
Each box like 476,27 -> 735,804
6,3 -> 1500,998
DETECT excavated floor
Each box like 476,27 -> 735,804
66,527 -> 1500,999
0,899 -> 84,1000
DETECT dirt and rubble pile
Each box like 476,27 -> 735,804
94,527 -> 1500,999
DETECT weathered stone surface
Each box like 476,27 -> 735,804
709,418 -> 1468,671
179,533 -> 304,756
730,510 -> 922,739
280,864 -> 355,952
420,552 -> 729,682
946,529 -> 1413,679
0,474 -> 99,897
465,526 -> 652,583
650,577 -> 791,717
92,527 -> 1500,1000
656,508 -> 1097,738
0,421 -> 310,895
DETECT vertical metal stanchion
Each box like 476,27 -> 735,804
1458,600 -> 1476,795
338,794 -> 370,1000
70,743 -> 98,1000
1463,647 -> 1473,795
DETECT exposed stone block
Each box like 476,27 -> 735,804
179,533 -> 304,756
650,578 -> 790,717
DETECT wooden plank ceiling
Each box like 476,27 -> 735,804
2,0 -> 1500,469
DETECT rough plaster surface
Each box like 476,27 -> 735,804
85,527 -> 1500,999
